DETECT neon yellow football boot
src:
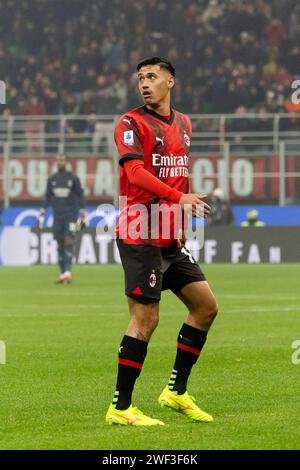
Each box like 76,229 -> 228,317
105,404 -> 164,426
158,386 -> 213,422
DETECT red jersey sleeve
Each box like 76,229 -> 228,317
114,116 -> 144,167
186,115 -> 192,137
124,160 -> 183,203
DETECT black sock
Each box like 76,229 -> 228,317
113,335 -> 148,410
168,323 -> 207,395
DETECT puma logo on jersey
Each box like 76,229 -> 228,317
156,136 -> 164,145
123,118 -> 131,125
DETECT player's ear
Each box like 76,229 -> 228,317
168,76 -> 175,89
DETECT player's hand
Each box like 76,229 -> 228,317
76,212 -> 87,231
38,209 -> 45,229
179,193 -> 211,218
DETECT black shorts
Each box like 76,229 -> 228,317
117,239 -> 206,304
53,215 -> 77,242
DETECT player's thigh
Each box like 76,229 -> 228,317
162,244 -> 217,313
116,239 -> 163,304
162,244 -> 206,294
53,216 -> 65,242
176,280 -> 218,315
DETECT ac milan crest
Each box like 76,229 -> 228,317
183,131 -> 190,147
149,273 -> 157,287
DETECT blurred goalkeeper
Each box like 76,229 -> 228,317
38,154 -> 86,283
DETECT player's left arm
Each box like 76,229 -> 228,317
42,177 -> 53,209
38,177 -> 52,228
180,115 -> 193,244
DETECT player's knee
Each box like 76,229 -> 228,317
130,301 -> 159,337
151,311 -> 160,330
205,300 -> 218,323
193,298 -> 218,325
144,306 -> 159,332
135,316 -> 158,340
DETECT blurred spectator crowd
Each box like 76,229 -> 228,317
1,0 -> 300,119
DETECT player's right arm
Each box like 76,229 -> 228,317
38,177 -> 52,228
115,116 -> 210,215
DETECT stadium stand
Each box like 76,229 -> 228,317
1,0 -> 300,117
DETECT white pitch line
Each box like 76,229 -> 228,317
0,313 -> 81,318
225,306 -> 300,313
222,294 -> 300,300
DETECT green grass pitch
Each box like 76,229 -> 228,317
0,264 -> 299,450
